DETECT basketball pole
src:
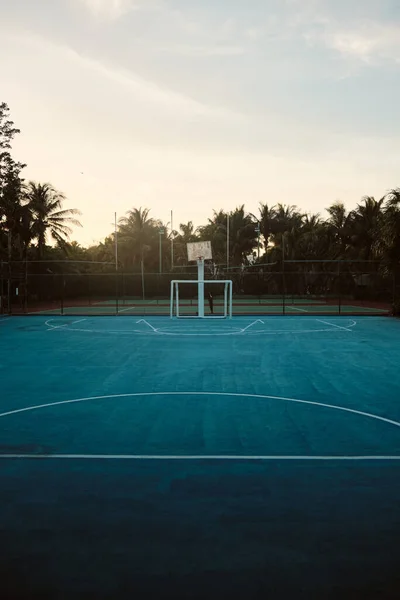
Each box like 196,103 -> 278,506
197,258 -> 205,318
226,213 -> 230,271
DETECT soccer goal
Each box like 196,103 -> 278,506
170,241 -> 232,318
170,278 -> 233,318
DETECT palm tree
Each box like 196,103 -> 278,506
350,196 -> 384,261
198,207 -> 257,267
197,210 -> 228,264
258,203 -> 276,252
118,207 -> 156,270
0,172 -> 33,260
380,189 -> 400,268
173,221 -> 199,264
326,201 -> 353,258
24,182 -> 81,259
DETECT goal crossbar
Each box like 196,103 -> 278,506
170,279 -> 233,318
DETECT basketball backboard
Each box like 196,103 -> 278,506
187,241 -> 212,262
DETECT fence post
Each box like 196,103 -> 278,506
61,274 -> 64,315
116,272 -> 119,315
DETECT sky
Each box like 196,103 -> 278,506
1,0 -> 400,246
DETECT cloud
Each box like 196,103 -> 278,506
5,30 -> 246,125
301,14 -> 400,65
78,0 -> 144,20
326,23 -> 400,64
160,44 -> 246,57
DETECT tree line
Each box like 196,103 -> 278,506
1,102 -> 400,279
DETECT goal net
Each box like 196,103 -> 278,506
170,280 -> 233,318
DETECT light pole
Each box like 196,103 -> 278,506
255,223 -> 260,261
159,227 -> 165,274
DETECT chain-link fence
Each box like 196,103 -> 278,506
0,260 -> 395,316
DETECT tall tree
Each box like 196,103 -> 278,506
173,221 -> 199,265
24,182 -> 82,258
0,102 -> 26,259
118,207 -> 155,270
350,196 -> 384,260
326,201 -> 353,258
381,189 -> 400,268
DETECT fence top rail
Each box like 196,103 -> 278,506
2,260 -> 115,265
282,259 -> 381,264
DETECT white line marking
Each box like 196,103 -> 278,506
240,319 -> 264,332
44,319 -> 358,337
135,319 -> 158,332
1,392 -> 399,431
47,322 -> 69,330
46,318 -> 86,330
0,454 -> 400,461
118,306 -> 137,313
316,319 -> 352,331
287,306 -> 308,312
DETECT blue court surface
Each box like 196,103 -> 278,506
1,315 -> 400,599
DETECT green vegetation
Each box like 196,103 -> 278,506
1,102 -> 400,290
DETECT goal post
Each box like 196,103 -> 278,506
170,279 -> 233,318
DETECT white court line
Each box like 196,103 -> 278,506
46,318 -> 86,330
0,454 -> 400,461
136,319 -> 158,332
1,392 -> 400,431
240,319 -> 264,332
118,306 -> 137,313
287,306 -> 308,313
316,319 -> 352,332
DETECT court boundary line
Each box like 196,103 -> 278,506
1,454 -> 400,461
1,391 -> 399,431
43,318 -> 357,337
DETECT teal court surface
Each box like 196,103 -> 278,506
1,314 -> 400,598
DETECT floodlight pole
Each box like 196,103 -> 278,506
114,212 -> 118,271
159,227 -> 165,274
255,223 -> 260,261
171,210 -> 174,270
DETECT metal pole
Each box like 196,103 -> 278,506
115,212 -> 118,314
255,223 -> 260,261
159,232 -> 162,274
198,259 -> 205,318
7,230 -> 11,314
226,213 -> 230,271
282,233 -> 286,315
114,212 -> 118,271
141,256 -> 145,302
159,227 -> 164,274
171,210 -> 174,270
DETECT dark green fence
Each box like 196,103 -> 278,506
0,260 -> 395,316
